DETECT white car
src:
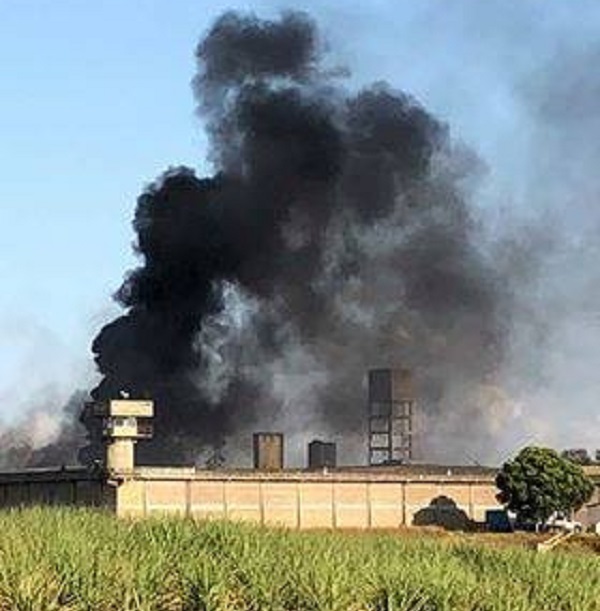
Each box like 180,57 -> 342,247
544,513 -> 583,533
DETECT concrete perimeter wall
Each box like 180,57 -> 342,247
0,468 -> 113,509
576,466 -> 600,526
116,468 -> 501,529
1,465 -> 598,530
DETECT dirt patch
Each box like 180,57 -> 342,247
306,526 -> 600,554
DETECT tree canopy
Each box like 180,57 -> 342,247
496,446 -> 594,523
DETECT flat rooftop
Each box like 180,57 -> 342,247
1,463 -> 595,485
130,464 -> 498,483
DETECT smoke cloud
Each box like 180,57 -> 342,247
0,391 -> 87,469
3,5 -> 600,470
81,10 -> 510,466
489,39 -> 600,459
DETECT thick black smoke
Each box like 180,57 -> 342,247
83,11 -> 507,465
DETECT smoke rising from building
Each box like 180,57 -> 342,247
3,4 -> 600,470
76,10 -> 509,465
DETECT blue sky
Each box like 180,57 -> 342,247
1,0 -> 600,435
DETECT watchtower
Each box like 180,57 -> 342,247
92,399 -> 154,472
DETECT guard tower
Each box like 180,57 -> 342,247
92,399 -> 154,472
368,368 -> 414,465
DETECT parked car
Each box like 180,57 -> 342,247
544,513 -> 583,533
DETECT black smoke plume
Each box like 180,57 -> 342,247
83,11 -> 508,465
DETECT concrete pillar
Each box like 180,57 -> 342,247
107,439 -> 135,472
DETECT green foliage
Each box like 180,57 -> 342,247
496,446 -> 595,523
0,507 -> 598,610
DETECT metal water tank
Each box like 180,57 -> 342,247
253,432 -> 284,470
308,440 -> 337,469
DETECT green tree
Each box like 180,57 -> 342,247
496,446 -> 594,524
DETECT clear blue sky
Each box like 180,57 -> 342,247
1,0 -> 600,428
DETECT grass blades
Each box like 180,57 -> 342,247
0,507 -> 597,610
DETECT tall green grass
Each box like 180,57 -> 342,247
0,507 -> 597,610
